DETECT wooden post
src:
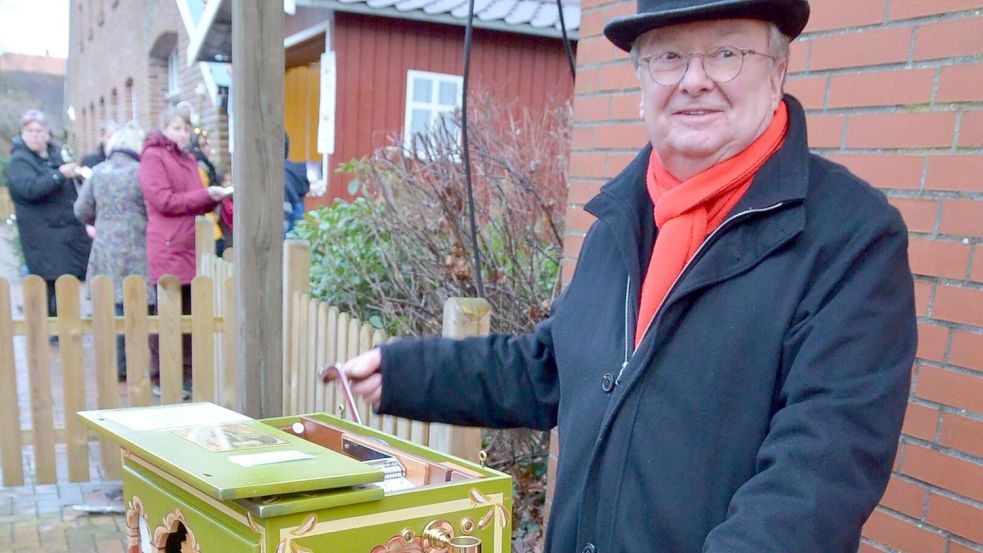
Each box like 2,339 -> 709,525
428,298 -> 491,463
194,215 -> 215,275
283,240 -> 310,413
233,1 -> 284,418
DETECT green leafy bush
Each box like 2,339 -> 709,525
290,197 -> 395,333
0,156 -> 9,188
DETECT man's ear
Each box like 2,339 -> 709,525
772,58 -> 789,106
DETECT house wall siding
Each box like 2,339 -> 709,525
323,11 -> 576,202
556,2 -> 983,551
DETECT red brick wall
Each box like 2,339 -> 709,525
553,2 -> 983,551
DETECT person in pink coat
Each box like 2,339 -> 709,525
138,104 -> 232,394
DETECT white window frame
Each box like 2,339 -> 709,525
166,48 -> 181,102
403,70 -> 463,158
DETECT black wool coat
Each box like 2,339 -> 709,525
5,137 -> 91,280
378,96 -> 917,553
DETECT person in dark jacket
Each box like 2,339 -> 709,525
324,1 -> 917,552
283,133 -> 310,235
5,109 -> 90,317
79,121 -> 120,169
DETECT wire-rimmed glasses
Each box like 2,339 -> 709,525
637,46 -> 777,87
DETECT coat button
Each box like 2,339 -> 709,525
583,544 -> 596,553
601,373 -> 614,393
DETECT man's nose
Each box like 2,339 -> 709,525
678,55 -> 714,93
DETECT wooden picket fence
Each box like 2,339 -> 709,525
278,238 -> 486,463
0,272 -> 233,487
0,217 -> 485,487
0,187 -> 13,221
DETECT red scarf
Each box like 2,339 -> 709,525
634,101 -> 789,347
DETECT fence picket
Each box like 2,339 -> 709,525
313,303 -> 329,413
122,276 -> 151,406
90,276 -> 121,479
22,276 -> 56,484
195,216 -> 215,275
288,293 -> 302,415
222,275 -> 236,409
191,277 -> 215,403
0,278 -> 24,486
371,329 -> 396,436
157,276 -> 184,405
358,323 -> 374,429
345,318 -> 365,425
323,306 -> 340,415
208,257 -> 223,398
334,312 -> 350,420
305,298 -> 319,413
300,295 -> 315,414
55,276 -> 88,482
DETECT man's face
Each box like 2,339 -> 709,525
635,19 -> 787,174
21,121 -> 50,154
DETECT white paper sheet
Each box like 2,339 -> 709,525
228,450 -> 313,467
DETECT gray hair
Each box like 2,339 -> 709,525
99,121 -> 121,134
160,102 -> 194,129
19,108 -> 48,128
629,22 -> 791,68
106,123 -> 145,155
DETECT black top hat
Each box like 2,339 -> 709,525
604,0 -> 810,52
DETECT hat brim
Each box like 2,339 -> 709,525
603,0 -> 810,52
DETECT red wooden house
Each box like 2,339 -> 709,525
189,0 -> 578,203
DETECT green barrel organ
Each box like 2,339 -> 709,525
79,403 -> 512,553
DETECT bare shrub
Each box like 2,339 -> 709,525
302,94 -> 570,550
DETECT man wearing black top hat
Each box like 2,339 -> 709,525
323,1 -> 917,551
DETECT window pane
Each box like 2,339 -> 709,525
438,81 -> 458,106
413,78 -> 432,103
411,108 -> 431,134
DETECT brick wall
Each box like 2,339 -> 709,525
554,2 -> 983,551
65,0 -> 227,166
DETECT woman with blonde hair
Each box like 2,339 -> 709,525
74,122 -> 155,380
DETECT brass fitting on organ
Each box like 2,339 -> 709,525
422,520 -> 482,553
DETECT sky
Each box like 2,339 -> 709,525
0,0 -> 69,58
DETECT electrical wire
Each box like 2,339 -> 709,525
459,0 -> 576,298
556,0 -> 576,80
460,0 -> 485,298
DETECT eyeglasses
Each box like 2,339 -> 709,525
637,46 -> 777,87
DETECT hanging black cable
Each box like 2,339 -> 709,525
460,0 -> 485,298
460,0 -> 575,297
556,0 -> 576,81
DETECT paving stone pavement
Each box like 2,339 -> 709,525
0,480 -> 126,553
2,226 -> 126,552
